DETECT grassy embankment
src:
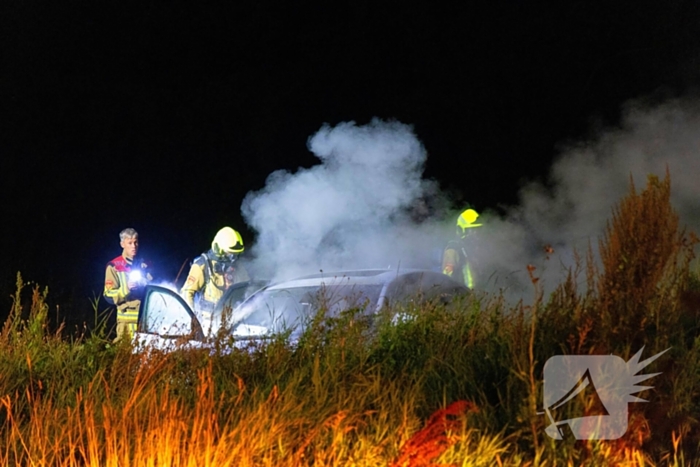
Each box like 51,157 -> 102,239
1,172 -> 699,466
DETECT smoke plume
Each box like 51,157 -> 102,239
481,96 -> 700,300
241,99 -> 700,302
241,118 -> 449,282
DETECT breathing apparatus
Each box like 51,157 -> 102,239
203,227 -> 246,291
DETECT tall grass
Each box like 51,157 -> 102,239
1,171 -> 698,466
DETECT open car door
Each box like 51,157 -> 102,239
132,285 -> 206,351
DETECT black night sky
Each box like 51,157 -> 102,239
2,1 -> 699,325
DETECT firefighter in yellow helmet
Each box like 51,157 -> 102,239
103,227 -> 153,341
442,208 -> 482,288
180,227 -> 250,313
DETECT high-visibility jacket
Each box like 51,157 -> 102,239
104,255 -> 152,336
180,252 -> 250,311
442,239 -> 474,288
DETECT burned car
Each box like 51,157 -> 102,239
132,269 -> 468,351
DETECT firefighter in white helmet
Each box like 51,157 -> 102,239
180,227 -> 250,312
442,208 -> 482,288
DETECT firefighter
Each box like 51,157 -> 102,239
180,226 -> 250,313
104,227 -> 152,341
442,208 -> 482,288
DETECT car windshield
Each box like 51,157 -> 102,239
227,284 -> 384,337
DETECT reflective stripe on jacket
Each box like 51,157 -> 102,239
104,255 -> 151,326
442,240 -> 474,288
180,253 -> 250,309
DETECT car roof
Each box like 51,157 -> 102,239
263,268 -> 459,291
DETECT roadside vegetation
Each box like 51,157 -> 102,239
1,172 -> 699,466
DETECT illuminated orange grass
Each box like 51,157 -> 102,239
390,400 -> 478,467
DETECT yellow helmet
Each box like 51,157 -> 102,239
456,208 -> 482,236
212,227 -> 244,256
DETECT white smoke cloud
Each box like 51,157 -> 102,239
241,118 -> 449,282
478,96 -> 700,301
240,99 -> 700,303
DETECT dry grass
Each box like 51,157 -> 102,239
1,171 -> 699,465
0,344 -> 497,466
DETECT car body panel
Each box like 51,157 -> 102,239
133,269 -> 467,351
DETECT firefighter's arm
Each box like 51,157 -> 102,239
442,248 -> 459,276
104,265 -> 126,305
179,263 -> 204,308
